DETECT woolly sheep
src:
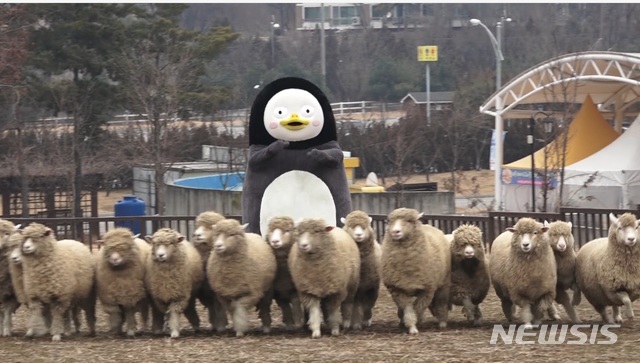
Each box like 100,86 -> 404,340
0,219 -> 19,337
145,228 -> 203,338
265,216 -> 304,330
544,220 -> 581,323
381,208 -> 450,334
448,224 -> 490,326
490,217 -> 556,329
20,223 -> 97,342
206,219 -> 277,337
192,211 -> 228,332
289,218 -> 360,338
95,228 -> 152,337
341,210 -> 381,330
576,212 -> 640,324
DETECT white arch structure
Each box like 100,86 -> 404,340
479,51 -> 640,210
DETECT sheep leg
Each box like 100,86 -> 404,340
183,298 -> 201,333
214,297 -> 229,333
461,297 -> 476,324
362,288 -> 378,327
103,304 -> 123,335
612,305 -> 623,324
519,303 -> 535,329
150,304 -> 165,335
473,305 -> 483,326
26,301 -> 48,338
350,299 -> 364,331
615,292 -> 634,321
430,286 -> 449,329
49,302 -> 70,342
571,283 -> 582,306
340,299 -> 354,331
1,300 -> 19,336
304,296 -> 323,339
124,307 -> 138,338
257,293 -> 273,334
322,294 -> 343,337
390,289 -> 419,335
499,298 -> 515,323
546,303 -> 561,321
230,299 -> 250,337
595,304 -> 614,324
137,300 -> 149,332
275,297 -> 295,330
167,303 -> 183,339
291,294 -> 304,329
557,289 -> 581,323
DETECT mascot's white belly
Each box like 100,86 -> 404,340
260,170 -> 336,236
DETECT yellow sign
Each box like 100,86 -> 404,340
417,45 -> 438,62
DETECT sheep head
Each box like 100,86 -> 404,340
145,228 -> 184,262
0,219 -> 16,249
544,220 -> 574,253
101,228 -> 140,269
451,224 -> 485,261
7,230 -> 24,265
211,219 -> 249,255
266,216 -> 295,250
506,217 -> 548,254
386,208 -> 424,242
608,212 -> 639,248
341,210 -> 373,243
21,222 -> 55,256
295,218 -> 334,254
193,211 -> 225,247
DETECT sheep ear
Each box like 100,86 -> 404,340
506,227 -> 516,233
340,217 -> 346,224
566,221 -> 572,229
44,228 -> 53,236
541,226 -> 549,233
133,233 -> 140,238
417,212 -> 424,220
609,212 -> 618,225
241,223 -> 249,230
368,216 -> 372,224
14,224 -> 21,230
543,220 -> 549,227
177,235 -> 185,243
144,235 -> 153,244
324,225 -> 335,232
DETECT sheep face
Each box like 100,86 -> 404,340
387,208 -> 424,241
341,211 -> 373,243
295,218 -> 333,254
193,211 -> 225,248
545,221 -> 574,253
103,240 -> 139,269
21,223 -> 54,256
193,225 -> 213,245
266,217 -> 295,250
451,225 -> 484,261
211,219 -> 249,255
7,232 -> 24,265
145,229 -> 185,262
506,218 -> 548,253
609,212 -> 639,247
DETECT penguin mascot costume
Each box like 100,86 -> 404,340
242,77 -> 352,236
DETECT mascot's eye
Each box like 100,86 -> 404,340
273,107 -> 288,119
301,105 -> 315,117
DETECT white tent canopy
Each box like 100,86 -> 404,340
479,51 -> 640,210
562,115 -> 640,209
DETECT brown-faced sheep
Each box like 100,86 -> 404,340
448,224 -> 490,326
490,218 -> 556,329
191,211 -> 228,332
381,208 -> 451,335
20,223 -> 96,342
576,212 -> 640,324
0,219 -> 19,336
289,218 -> 360,338
145,228 -> 203,338
206,219 -> 277,337
95,228 -> 151,337
341,210 -> 381,330
265,216 -> 303,330
544,220 -> 581,323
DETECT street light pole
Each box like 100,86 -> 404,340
270,15 -> 280,66
528,117 -> 535,212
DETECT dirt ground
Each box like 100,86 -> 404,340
1,286 -> 640,363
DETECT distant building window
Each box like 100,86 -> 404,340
421,4 -> 434,16
304,6 -> 329,21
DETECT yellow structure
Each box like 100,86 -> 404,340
503,95 -> 620,171
343,155 -> 385,193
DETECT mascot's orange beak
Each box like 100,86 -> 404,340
280,114 -> 310,130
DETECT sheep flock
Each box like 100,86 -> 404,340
0,209 -> 638,341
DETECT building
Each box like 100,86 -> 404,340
400,91 -> 454,120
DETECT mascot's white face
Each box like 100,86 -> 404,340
263,88 -> 325,142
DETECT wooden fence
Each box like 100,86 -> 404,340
7,207 -> 639,252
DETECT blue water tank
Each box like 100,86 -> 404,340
114,195 -> 146,234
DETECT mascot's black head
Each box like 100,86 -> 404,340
249,77 -> 337,150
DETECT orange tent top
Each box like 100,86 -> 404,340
503,95 -> 619,170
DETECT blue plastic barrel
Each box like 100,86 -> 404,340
114,195 -> 146,235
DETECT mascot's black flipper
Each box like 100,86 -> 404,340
242,77 -> 352,236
